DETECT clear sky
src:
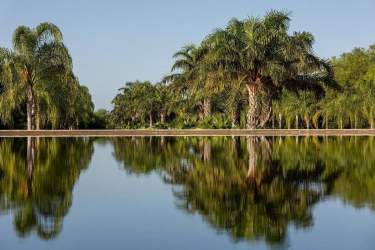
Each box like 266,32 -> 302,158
1,0 -> 374,110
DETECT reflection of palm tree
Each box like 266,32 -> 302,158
112,137 -> 329,245
246,136 -> 258,180
200,138 -> 211,163
26,137 -> 35,181
0,137 -> 93,239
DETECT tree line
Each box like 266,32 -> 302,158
108,11 -> 375,129
108,10 -> 334,129
1,11 -> 375,130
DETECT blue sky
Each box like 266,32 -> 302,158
1,0 -> 374,110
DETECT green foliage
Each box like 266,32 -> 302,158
312,45 -> 375,129
90,109 -> 109,129
1,136 -> 375,244
0,23 -> 95,129
0,137 -> 93,239
109,81 -> 175,128
110,42 -> 375,129
1,14 -> 375,130
110,10 -> 338,129
111,136 -> 375,246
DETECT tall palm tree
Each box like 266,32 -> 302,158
0,23 -> 72,130
206,11 -> 333,128
165,44 -> 214,120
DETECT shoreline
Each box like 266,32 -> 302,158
1,129 -> 375,137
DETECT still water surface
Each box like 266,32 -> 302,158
0,136 -> 374,250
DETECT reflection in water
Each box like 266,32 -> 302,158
112,136 -> 375,246
1,136 -> 375,247
0,137 -> 93,239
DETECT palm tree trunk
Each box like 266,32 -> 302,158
26,137 -> 35,181
231,117 -> 236,128
279,114 -> 282,129
149,112 -> 153,128
160,112 -> 165,124
35,108 -> 40,130
26,84 -> 36,130
203,140 -> 211,162
232,136 -> 241,157
246,84 -> 259,129
203,98 -> 211,119
295,115 -> 298,129
199,139 -> 211,162
231,101 -> 241,128
198,101 -> 204,120
246,136 -> 258,180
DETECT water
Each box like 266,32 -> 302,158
0,136 -> 374,250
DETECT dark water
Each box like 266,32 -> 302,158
0,136 -> 374,250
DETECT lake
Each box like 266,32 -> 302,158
0,136 -> 374,250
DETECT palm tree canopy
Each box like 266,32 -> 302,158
0,22 -> 93,129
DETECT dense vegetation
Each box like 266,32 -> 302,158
108,10 -> 332,129
108,11 -> 375,129
1,11 -> 374,130
0,23 -> 104,129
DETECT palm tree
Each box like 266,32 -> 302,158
206,11 -> 333,128
225,82 -> 245,127
272,99 -> 283,129
72,85 -> 95,128
154,82 -> 174,124
297,91 -> 318,129
0,23 -> 72,130
109,81 -> 158,128
279,90 -> 300,129
359,71 -> 375,128
324,93 -> 350,129
165,44 -> 214,120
